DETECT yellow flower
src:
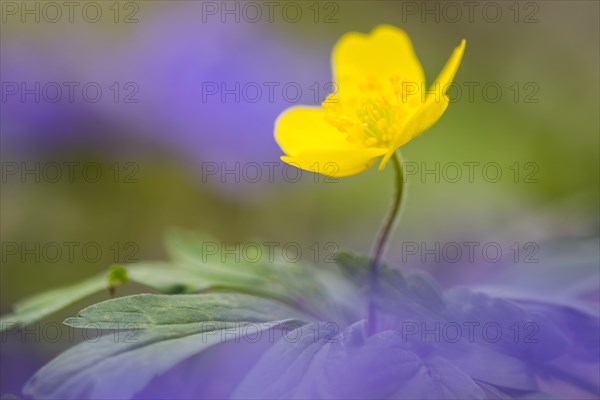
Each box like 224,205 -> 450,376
275,25 -> 466,177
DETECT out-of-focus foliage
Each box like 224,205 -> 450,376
13,233 -> 599,399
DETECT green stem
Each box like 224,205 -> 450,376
368,152 -> 404,335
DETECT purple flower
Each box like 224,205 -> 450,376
1,4 -> 329,168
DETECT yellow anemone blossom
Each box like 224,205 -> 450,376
275,25 -> 465,177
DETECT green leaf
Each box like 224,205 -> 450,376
1,231 -> 352,330
335,251 -> 405,289
0,273 -> 108,331
64,292 -> 309,329
335,251 -> 446,317
164,229 -> 350,321
126,262 -> 211,294
24,293 -> 309,400
0,263 -> 212,331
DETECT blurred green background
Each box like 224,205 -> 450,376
1,0 -> 598,380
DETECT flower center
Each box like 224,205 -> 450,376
322,74 -> 420,148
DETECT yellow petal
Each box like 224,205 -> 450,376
282,147 -> 387,178
275,106 -> 358,156
333,25 -> 425,97
275,106 -> 386,177
379,39 -> 466,170
407,39 -> 466,140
